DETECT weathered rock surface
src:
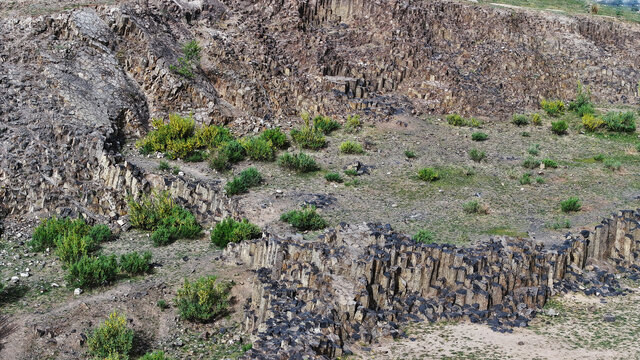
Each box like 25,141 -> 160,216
223,210 -> 640,358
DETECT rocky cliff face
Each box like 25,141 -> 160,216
224,210 -> 640,358
2,0 -> 639,225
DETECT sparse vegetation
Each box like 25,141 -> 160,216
541,159 -> 558,168
211,218 -> 262,248
603,111 -> 636,133
404,150 -> 416,158
531,113 -> 542,126
512,113 -> 529,126
175,276 -> 234,322
291,114 -> 327,150
463,200 -> 488,214
417,167 -> 440,182
522,156 -> 540,169
339,141 -> 364,154
469,149 -> 486,162
527,143 -> 540,156
169,40 -> 201,78
119,251 -> 153,276
66,255 -> 119,288
413,230 -> 435,244
447,114 -> 481,128
280,206 -> 328,231
325,172 -> 343,183
548,218 -> 571,230
551,120 -> 568,135
344,115 -> 362,133
87,311 -> 134,359
560,197 -> 582,213
278,153 -> 319,173
471,132 -> 488,141
540,99 -> 565,117
140,351 -> 173,360
259,128 -> 289,149
312,115 -> 341,134
225,167 -> 263,196
582,113 -> 604,132
604,159 -> 622,171
240,136 -> 276,161
519,173 -> 532,185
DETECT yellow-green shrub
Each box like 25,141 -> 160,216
582,114 -> 604,132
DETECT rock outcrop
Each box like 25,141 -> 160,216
224,210 -> 640,358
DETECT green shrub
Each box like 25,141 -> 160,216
636,143 -> 640,153
325,172 -> 343,183
560,197 -> 581,212
184,151 -> 206,162
471,132 -> 488,141
522,156 -> 540,169
55,233 -> 99,266
194,125 -> 234,148
413,230 -> 435,244
551,120 -> 568,135
519,173 -> 532,185
209,151 -> 230,172
469,149 -> 486,162
89,224 -> 112,243
548,219 -> 571,230
169,40 -> 201,79
30,217 -> 87,252
87,311 -> 134,359
521,131 -> 530,137
535,176 -> 545,184
339,141 -> 364,154
527,144 -> 540,156
225,167 -> 263,196
175,276 -> 233,322
259,128 -> 289,149
404,150 -> 416,158
463,200 -> 487,214
417,167 -> 439,182
157,300 -> 169,310
158,161 -> 170,171
541,159 -> 558,168
66,255 -> 119,288
568,83 -> 593,117
128,191 -> 201,245
312,115 -> 340,134
344,169 -> 358,177
241,137 -> 276,161
280,206 -> 328,231
119,251 -> 153,276
593,154 -> 605,162
278,153 -> 319,173
540,99 -> 565,117
604,159 -> 621,171
210,218 -> 262,248
512,114 -> 529,126
603,111 -> 636,133
531,113 -> 542,126
582,113 -> 604,132
446,114 -> 481,128
291,114 -> 327,150
140,351 -> 173,360
344,115 -> 361,133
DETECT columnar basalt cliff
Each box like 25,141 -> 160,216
223,210 -> 640,358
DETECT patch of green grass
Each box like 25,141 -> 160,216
325,172 -> 343,183
547,218 -> 571,230
540,99 -> 565,117
469,149 -> 486,162
278,153 -> 320,173
604,159 -> 622,171
446,114 -> 482,128
339,141 -> 364,154
210,218 -> 262,247
417,167 -> 440,182
512,113 -> 529,126
522,156 -> 540,169
225,167 -> 263,196
519,172 -> 532,185
560,197 -> 582,213
413,229 -> 436,244
471,132 -> 488,141
280,206 -> 328,231
551,120 -> 569,135
175,276 -> 233,323
404,150 -> 417,158
541,158 -> 558,168
484,227 -> 528,238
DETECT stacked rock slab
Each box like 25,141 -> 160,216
223,210 -> 640,359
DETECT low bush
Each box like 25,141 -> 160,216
119,251 -> 153,276
30,217 -> 86,252
260,128 -> 289,149
140,351 -> 173,360
278,153 -> 319,173
209,150 -> 230,172
157,300 -> 169,310
158,161 -> 170,171
535,176 -> 545,184
593,154 -> 605,162
568,83 -> 594,117
241,137 -> 276,161
55,233 -> 99,266
446,114 -> 481,128
291,114 -> 327,149
463,200 -> 488,214
325,172 -> 343,183
512,114 -> 529,126
521,131 -> 530,137
551,120 -> 568,135
582,113 -> 604,132
210,218 -> 262,248
471,132 -> 488,141
344,169 -> 358,177
603,111 -> 636,133
89,224 -> 113,243
531,113 -> 542,126
312,115 -> 340,134
344,115 -> 361,133
404,150 -> 416,158
339,141 -> 364,154
280,206 -> 328,231
560,197 -> 582,212
225,167 -> 263,196
548,219 -> 571,230
469,149 -> 486,162
604,159 -> 622,171
417,167 -> 439,182
87,311 -> 134,359
542,159 -> 558,168
522,156 -> 540,169
413,230 -> 435,244
66,255 -> 119,288
540,99 -> 565,117
519,173 -> 532,185
175,276 -> 234,322
527,144 -> 540,156
194,124 -> 233,149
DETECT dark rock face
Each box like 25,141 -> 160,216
223,210 -> 640,358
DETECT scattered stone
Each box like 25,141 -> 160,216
74,288 -> 83,296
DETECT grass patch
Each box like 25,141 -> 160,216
225,167 -> 263,196
210,218 -> 262,248
484,227 -> 528,238
280,206 -> 328,231
278,153 -> 320,173
175,276 -> 233,323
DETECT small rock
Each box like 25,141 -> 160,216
546,308 -> 559,316
20,272 -> 29,277
74,288 -> 83,295
603,314 -> 616,322
10,276 -> 19,283
517,341 -> 525,346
